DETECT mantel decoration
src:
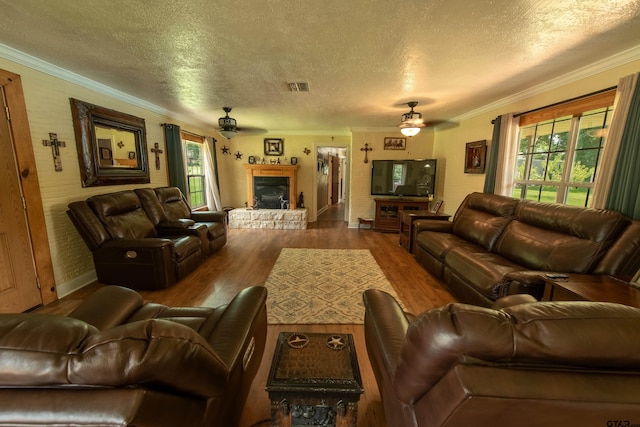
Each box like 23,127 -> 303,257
384,137 -> 406,150
464,140 -> 487,174
264,138 -> 284,156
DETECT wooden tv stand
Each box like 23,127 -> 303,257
373,198 -> 430,233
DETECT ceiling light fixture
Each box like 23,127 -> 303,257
398,101 -> 425,137
218,107 -> 238,139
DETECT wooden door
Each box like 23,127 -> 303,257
0,86 -> 42,312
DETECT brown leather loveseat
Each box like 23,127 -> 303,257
0,285 -> 267,427
67,187 -> 227,289
414,192 -> 640,306
363,289 -> 640,427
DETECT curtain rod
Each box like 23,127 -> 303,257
491,85 -> 617,124
160,123 -> 206,139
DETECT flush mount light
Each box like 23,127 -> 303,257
398,101 -> 425,137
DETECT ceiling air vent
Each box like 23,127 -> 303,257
286,82 -> 309,92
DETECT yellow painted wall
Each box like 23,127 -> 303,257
1,51 -> 638,299
349,130 -> 435,225
434,60 -> 640,215
215,133 -> 351,221
0,57 -> 211,296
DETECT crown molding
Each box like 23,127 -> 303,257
453,44 -> 640,122
0,43 -> 172,115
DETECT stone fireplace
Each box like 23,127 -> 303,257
244,164 -> 299,209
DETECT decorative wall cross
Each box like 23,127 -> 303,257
360,143 -> 373,163
151,142 -> 163,170
42,132 -> 66,171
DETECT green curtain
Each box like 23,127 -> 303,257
606,82 -> 640,219
164,123 -> 187,195
483,115 -> 502,193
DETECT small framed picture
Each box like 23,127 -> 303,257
290,157 -> 298,165
128,151 -> 136,160
430,199 -> 443,214
248,156 -> 256,164
464,140 -> 487,174
383,137 -> 406,150
100,147 -> 112,160
264,138 -> 284,156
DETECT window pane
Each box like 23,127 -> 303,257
546,152 -> 565,181
512,183 -> 524,199
515,155 -> 527,180
529,153 -> 547,180
184,140 -> 206,209
518,127 -> 535,154
550,118 -> 570,152
571,148 -> 597,183
539,185 -> 558,203
577,108 -> 608,149
567,187 -> 590,207
533,127 -> 551,153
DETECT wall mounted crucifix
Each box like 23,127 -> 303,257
42,132 -> 66,171
151,142 -> 163,170
360,143 -> 372,163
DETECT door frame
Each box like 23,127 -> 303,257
1,69 -> 57,305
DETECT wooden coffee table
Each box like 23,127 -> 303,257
266,332 -> 363,427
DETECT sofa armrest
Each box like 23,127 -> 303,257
202,286 -> 268,371
191,211 -> 226,224
363,289 -> 412,385
491,294 -> 537,310
68,286 -> 144,330
158,219 -> 196,228
414,219 -> 453,234
499,270 -> 547,299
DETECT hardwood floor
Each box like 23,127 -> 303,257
37,203 -> 456,427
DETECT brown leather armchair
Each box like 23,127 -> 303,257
67,190 -> 203,289
0,285 -> 268,427
363,289 -> 640,427
136,187 -> 227,257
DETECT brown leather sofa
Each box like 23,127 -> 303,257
136,187 -> 227,257
363,288 -> 640,427
414,192 -> 640,306
0,285 -> 267,427
67,187 -> 227,289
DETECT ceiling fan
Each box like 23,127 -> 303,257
398,101 -> 425,137
217,107 -> 267,140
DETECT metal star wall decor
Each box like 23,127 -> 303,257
221,145 -> 231,155
234,151 -> 243,160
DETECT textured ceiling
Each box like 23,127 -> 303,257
1,0 -> 640,135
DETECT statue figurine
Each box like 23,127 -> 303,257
298,192 -> 304,208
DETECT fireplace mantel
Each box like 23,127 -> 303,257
244,164 -> 299,209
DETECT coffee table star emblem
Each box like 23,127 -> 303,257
287,333 -> 309,349
326,335 -> 346,350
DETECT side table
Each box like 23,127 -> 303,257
266,332 -> 363,427
541,274 -> 640,308
399,210 -> 451,253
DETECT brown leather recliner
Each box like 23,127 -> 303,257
136,187 -> 227,257
67,190 -> 203,289
0,285 -> 268,427
363,289 -> 640,427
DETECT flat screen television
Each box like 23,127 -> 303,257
370,159 -> 437,197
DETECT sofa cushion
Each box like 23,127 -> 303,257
414,231 -> 474,260
495,200 -> 629,273
451,193 -> 518,251
444,246 -> 523,299
88,191 -> 158,239
155,187 -> 192,221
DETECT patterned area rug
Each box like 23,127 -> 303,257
265,248 -> 403,324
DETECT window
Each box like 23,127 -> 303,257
181,133 -> 206,209
512,90 -> 615,207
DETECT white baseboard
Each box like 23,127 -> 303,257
55,270 -> 97,298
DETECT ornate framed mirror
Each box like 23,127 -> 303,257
70,98 -> 150,187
